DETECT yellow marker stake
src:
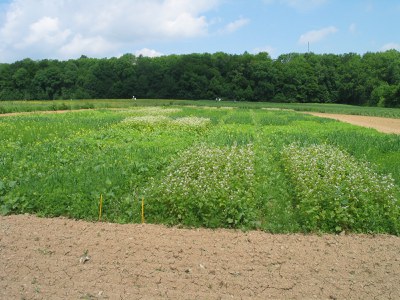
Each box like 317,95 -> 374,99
99,194 -> 103,221
141,198 -> 145,224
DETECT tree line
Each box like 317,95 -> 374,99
0,50 -> 399,107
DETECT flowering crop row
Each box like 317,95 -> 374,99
121,115 -> 211,128
122,115 -> 170,125
144,143 -> 256,228
282,143 -> 399,234
118,107 -> 182,115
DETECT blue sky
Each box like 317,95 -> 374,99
0,0 -> 399,63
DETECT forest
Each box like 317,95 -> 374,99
0,50 -> 399,107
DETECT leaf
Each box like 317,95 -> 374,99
0,204 -> 11,215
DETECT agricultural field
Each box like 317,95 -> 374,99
2,98 -> 400,117
1,103 -> 399,235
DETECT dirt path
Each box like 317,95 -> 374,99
305,112 -> 400,134
1,215 -> 399,299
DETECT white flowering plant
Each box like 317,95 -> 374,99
117,107 -> 182,115
170,116 -> 211,127
144,143 -> 257,228
118,115 -> 211,133
282,143 -> 400,234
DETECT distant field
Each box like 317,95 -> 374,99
1,105 -> 399,234
1,99 -> 400,118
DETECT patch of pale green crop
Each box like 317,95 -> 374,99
122,115 -> 170,125
282,143 -> 399,234
118,115 -> 211,134
171,116 -> 211,127
128,107 -> 182,115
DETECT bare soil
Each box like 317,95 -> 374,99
305,112 -> 400,134
1,215 -> 399,299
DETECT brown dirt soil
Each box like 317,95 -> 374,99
305,112 -> 400,134
1,215 -> 399,299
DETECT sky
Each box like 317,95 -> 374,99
0,0 -> 399,63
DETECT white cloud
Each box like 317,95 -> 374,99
380,43 -> 400,51
220,17 -> 250,34
163,12 -> 209,38
298,26 -> 338,44
59,34 -> 117,58
0,0 -> 223,61
135,48 -> 164,57
22,17 -> 71,46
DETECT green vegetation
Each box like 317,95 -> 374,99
0,106 -> 399,234
146,143 -> 256,228
1,50 -> 400,107
282,143 -> 399,233
1,99 -> 400,118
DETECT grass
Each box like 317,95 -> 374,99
1,98 -> 400,118
0,104 -> 399,234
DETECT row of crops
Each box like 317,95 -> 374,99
2,99 -> 400,118
0,106 -> 399,234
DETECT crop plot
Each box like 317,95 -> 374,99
145,143 -> 256,228
282,143 -> 399,233
0,105 -> 399,234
